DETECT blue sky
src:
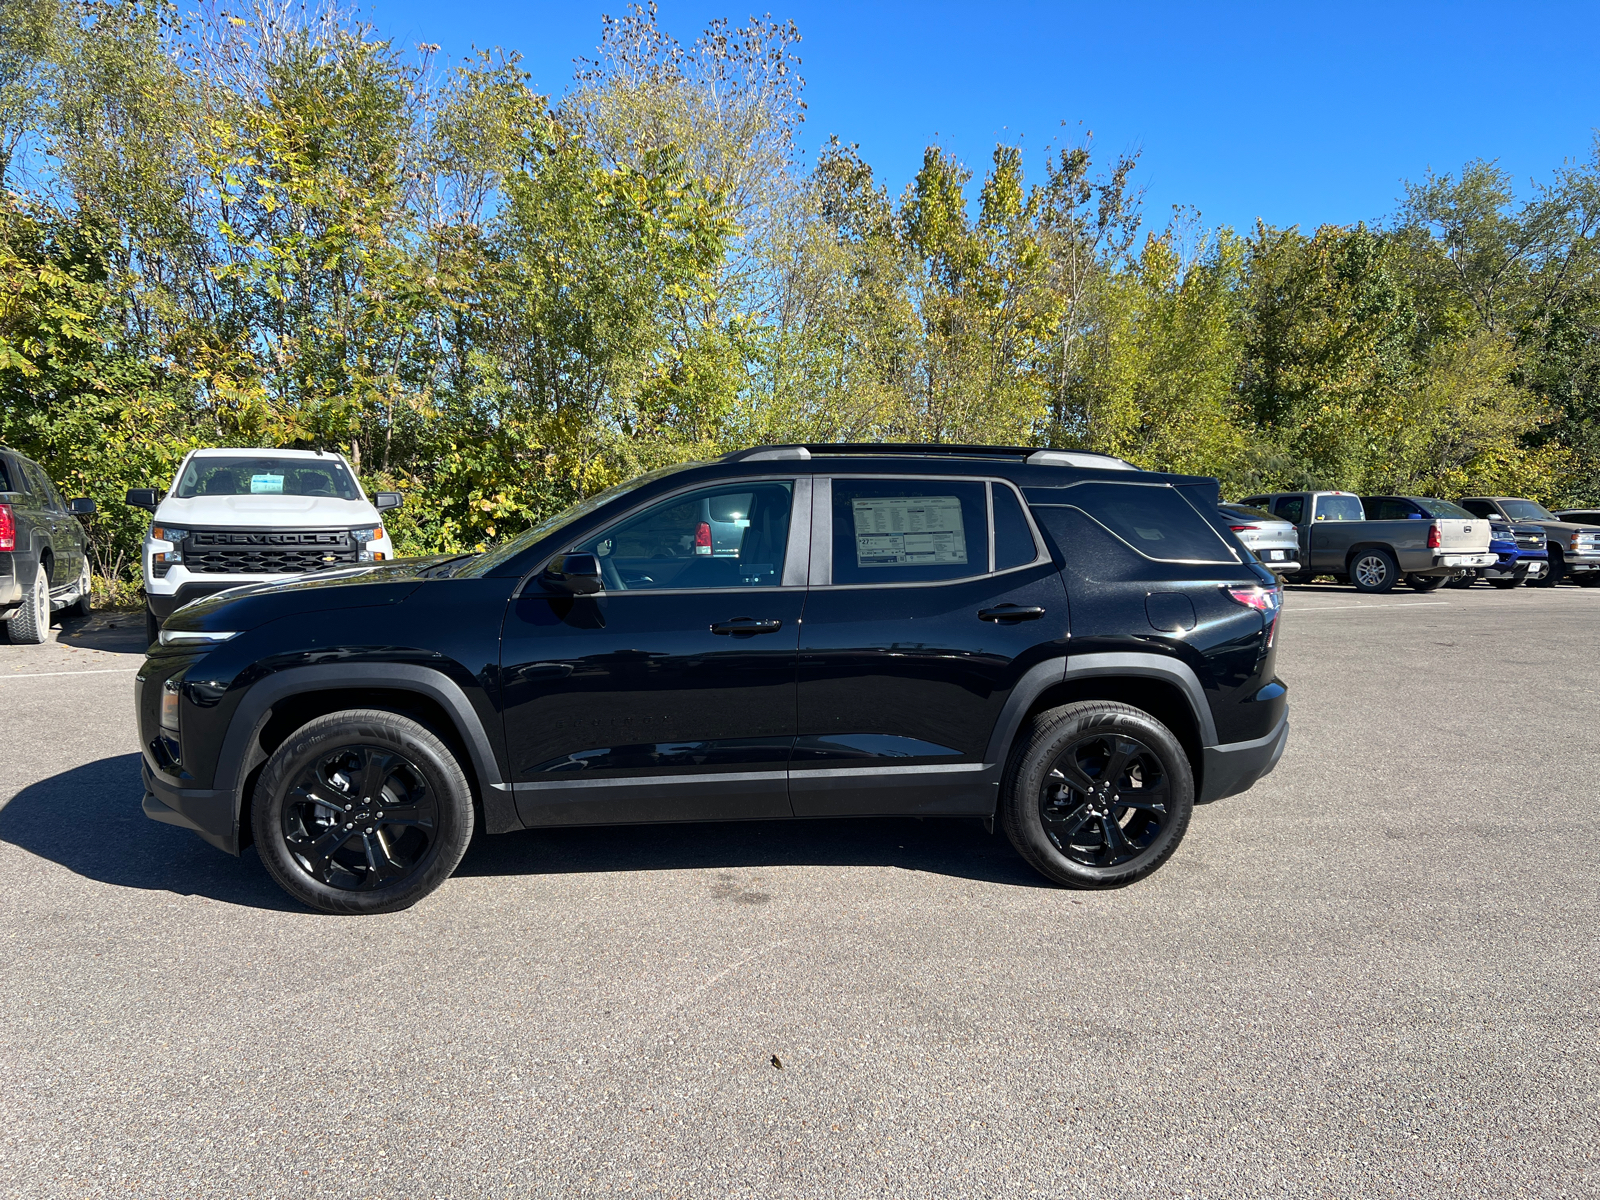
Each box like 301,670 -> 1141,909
364,0 -> 1600,234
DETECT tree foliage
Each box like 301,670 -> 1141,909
3,0 -> 1599,588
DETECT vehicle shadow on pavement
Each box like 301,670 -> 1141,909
456,816 -> 1054,889
0,753 -> 301,911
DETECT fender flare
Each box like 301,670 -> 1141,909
215,663 -> 516,840
981,652 -> 1219,770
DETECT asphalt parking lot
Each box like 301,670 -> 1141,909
2,588 -> 1597,1199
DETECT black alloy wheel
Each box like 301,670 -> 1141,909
1350,549 -> 1399,593
282,746 -> 438,891
253,709 -> 473,914
1003,701 -> 1194,888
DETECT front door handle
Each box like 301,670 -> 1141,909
978,605 -> 1046,622
711,616 -> 784,636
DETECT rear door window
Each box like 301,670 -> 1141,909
992,483 -> 1040,571
1038,481 -> 1237,564
1273,496 -> 1304,524
830,479 -> 989,585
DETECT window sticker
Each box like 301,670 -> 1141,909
852,496 -> 967,567
250,474 -> 285,494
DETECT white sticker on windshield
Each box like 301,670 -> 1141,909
250,474 -> 284,494
852,496 -> 967,567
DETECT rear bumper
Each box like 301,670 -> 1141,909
1199,712 -> 1289,804
141,760 -> 238,855
0,551 -> 19,614
1434,552 -> 1496,570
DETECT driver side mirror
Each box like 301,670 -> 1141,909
67,497 -> 97,517
125,488 -> 162,512
373,492 -> 403,511
543,552 -> 604,596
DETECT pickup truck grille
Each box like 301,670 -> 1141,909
1515,534 -> 1544,549
182,530 -> 356,575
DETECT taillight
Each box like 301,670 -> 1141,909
1229,524 -> 1260,533
1225,585 -> 1281,614
0,503 -> 13,552
1427,525 -> 1442,549
694,521 -> 712,555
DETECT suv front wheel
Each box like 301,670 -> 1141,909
252,709 -> 475,914
1002,701 -> 1195,889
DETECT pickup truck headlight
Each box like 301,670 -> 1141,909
149,526 -> 188,564
351,525 -> 387,562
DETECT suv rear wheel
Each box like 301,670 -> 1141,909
252,709 -> 475,915
1350,549 -> 1399,593
1002,701 -> 1194,889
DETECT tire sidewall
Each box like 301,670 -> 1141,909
1005,704 -> 1195,888
252,711 -> 474,915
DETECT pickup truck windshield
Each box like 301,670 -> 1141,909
1499,499 -> 1557,521
1313,495 -> 1364,521
175,456 -> 360,500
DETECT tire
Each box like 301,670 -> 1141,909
63,558 -> 92,619
1533,550 -> 1565,588
4,565 -> 50,644
1488,577 -> 1521,589
1282,571 -> 1316,585
145,606 -> 161,647
1407,573 -> 1447,593
1576,573 -> 1600,588
1349,548 -> 1399,594
1444,571 -> 1477,590
1001,701 -> 1194,889
252,709 -> 474,915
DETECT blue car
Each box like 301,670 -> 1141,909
1448,520 -> 1548,589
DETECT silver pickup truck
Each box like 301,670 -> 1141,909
1237,491 -> 1495,593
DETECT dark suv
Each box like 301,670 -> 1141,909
135,445 -> 1290,913
0,446 -> 96,643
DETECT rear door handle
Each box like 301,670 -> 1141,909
978,605 -> 1045,622
711,616 -> 784,636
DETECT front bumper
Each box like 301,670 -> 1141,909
142,760 -> 238,855
1563,554 -> 1600,574
146,579 -> 256,619
1199,712 -> 1289,804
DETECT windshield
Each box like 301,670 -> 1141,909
1499,499 -> 1557,521
1313,494 -> 1365,521
463,463 -> 699,576
1413,497 -> 1477,519
175,456 -> 360,500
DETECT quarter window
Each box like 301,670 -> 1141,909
571,481 -> 793,590
830,479 -> 990,585
1043,481 -> 1237,564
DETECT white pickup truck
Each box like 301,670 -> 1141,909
126,448 -> 401,642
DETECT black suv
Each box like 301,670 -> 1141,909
0,446 -> 96,644
135,445 -> 1289,913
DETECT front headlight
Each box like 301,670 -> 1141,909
158,629 -> 240,647
351,525 -> 387,561
150,525 -> 188,544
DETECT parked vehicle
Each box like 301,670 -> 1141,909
0,447 -> 96,644
137,443 -> 1289,914
1445,521 -> 1548,589
127,448 -> 404,644
1237,490 -> 1493,593
1218,502 -> 1301,574
1358,495 -> 1508,591
1457,498 -> 1600,587
1554,507 -> 1600,527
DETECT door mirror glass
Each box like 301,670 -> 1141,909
373,491 -> 403,511
544,552 -> 605,595
67,497 -> 96,517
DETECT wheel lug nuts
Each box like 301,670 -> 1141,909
365,826 -> 373,833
